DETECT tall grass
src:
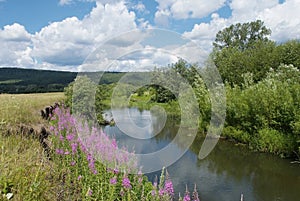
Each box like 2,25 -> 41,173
0,134 -> 57,200
0,93 -> 64,130
0,93 -> 64,200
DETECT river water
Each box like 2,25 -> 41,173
102,108 -> 300,201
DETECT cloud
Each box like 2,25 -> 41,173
183,13 -> 228,53
111,47 -> 179,72
59,0 -> 73,6
230,0 -> 278,21
155,0 -> 226,21
0,1 -> 139,70
78,28 -> 198,72
183,0 -> 300,55
0,23 -> 34,67
257,0 -> 300,41
1,0 -> 300,71
154,9 -> 171,27
0,23 -> 31,42
32,1 -> 137,69
131,1 -> 148,14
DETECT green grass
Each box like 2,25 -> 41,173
0,80 -> 22,84
0,134 -> 57,201
0,92 -> 64,200
0,93 -> 64,131
129,93 -> 181,118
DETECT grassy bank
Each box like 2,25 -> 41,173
0,93 -> 64,200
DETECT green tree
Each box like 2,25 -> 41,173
213,20 -> 276,86
275,40 -> 300,69
213,20 -> 271,51
64,76 -> 97,119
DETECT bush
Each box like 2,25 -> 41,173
224,65 -> 300,157
255,128 -> 296,157
222,126 -> 251,144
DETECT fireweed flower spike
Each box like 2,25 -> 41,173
184,185 -> 191,201
151,176 -> 158,196
122,175 -> 132,189
110,177 -> 117,185
165,170 -> 174,196
192,184 -> 200,201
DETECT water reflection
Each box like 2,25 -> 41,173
103,108 -> 300,201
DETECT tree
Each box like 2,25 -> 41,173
212,20 -> 276,86
213,20 -> 271,51
65,75 -> 97,119
275,40 -> 300,69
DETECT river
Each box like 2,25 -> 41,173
102,107 -> 300,201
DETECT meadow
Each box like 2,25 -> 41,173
0,93 -> 65,200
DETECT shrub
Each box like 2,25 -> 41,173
255,128 -> 296,157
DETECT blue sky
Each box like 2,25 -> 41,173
0,0 -> 96,34
0,0 -> 299,71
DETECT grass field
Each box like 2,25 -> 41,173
0,93 -> 64,200
0,93 -> 64,127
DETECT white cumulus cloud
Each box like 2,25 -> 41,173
31,1 -> 137,70
155,0 -> 226,23
258,0 -> 300,41
0,23 -> 31,42
183,0 -> 300,55
0,23 -> 34,67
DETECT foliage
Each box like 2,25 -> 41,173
275,40 -> 300,69
213,20 -> 271,51
214,39 -> 277,86
255,128 -> 295,156
213,21 -> 300,86
224,64 -> 300,157
65,75 -> 98,119
61,20 -> 300,159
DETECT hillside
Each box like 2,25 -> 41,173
0,68 -> 125,94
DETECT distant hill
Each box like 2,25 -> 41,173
0,68 -> 125,94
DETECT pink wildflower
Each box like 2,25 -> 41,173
110,177 -> 117,185
184,185 -> 191,201
55,149 -> 64,155
122,176 -> 132,189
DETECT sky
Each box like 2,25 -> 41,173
0,0 -> 299,71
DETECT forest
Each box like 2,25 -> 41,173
0,68 -> 124,93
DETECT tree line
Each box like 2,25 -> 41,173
0,68 -> 124,94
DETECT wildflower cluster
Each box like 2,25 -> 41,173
49,107 -> 201,200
